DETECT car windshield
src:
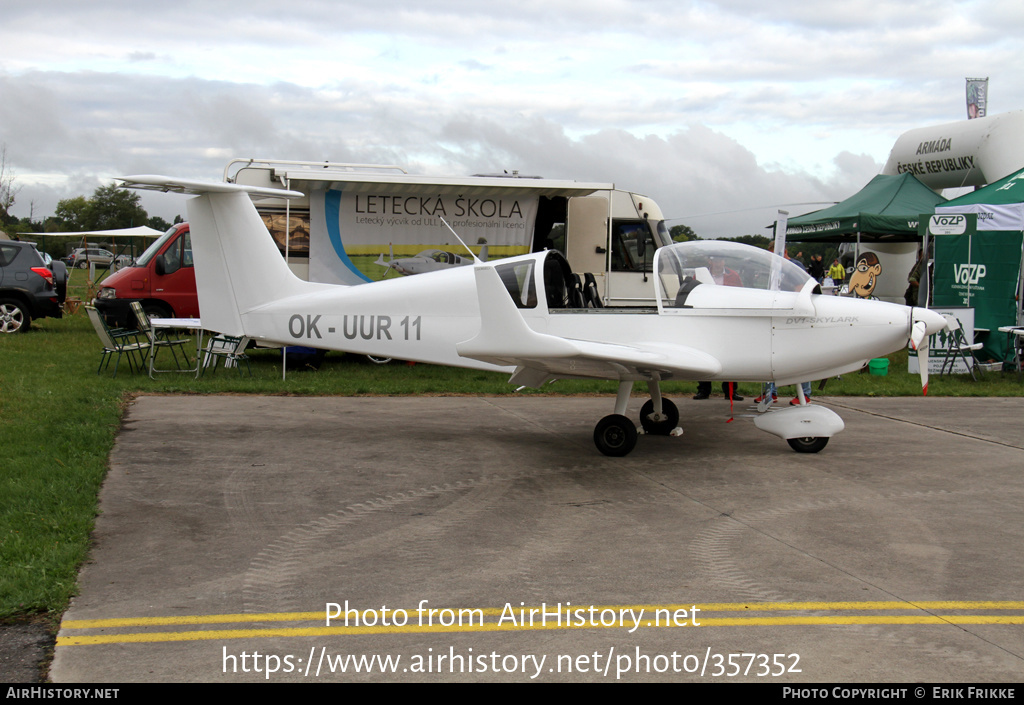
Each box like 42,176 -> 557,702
655,240 -> 812,308
136,225 -> 180,267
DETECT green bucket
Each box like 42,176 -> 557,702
868,358 -> 889,376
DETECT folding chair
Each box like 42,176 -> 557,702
939,316 -> 983,380
85,305 -> 151,377
130,302 -> 191,373
201,334 -> 252,376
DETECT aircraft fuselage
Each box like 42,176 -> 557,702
242,250 -> 914,387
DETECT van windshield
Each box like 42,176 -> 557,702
136,226 -> 180,267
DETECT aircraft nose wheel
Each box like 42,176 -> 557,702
787,436 -> 829,453
594,414 -> 638,456
639,398 -> 679,435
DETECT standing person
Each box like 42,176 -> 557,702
706,255 -> 742,286
905,247 -> 926,307
695,256 -> 743,400
756,380 -> 812,406
757,245 -> 811,405
808,254 -> 825,282
695,380 -> 743,401
769,244 -> 808,272
828,258 -> 845,285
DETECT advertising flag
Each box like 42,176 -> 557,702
966,78 -> 988,119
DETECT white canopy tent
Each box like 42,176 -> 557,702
24,226 -> 163,239
26,225 -> 164,262
24,226 -> 166,283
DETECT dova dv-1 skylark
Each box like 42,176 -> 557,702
120,176 -> 947,457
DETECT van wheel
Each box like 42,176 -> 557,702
366,355 -> 392,364
0,299 -> 31,333
142,303 -> 172,320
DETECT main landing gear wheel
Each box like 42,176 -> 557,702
787,436 -> 829,453
639,398 -> 679,435
594,414 -> 638,457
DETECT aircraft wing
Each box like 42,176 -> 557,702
459,336 -> 722,387
456,266 -> 722,387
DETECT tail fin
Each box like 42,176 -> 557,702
120,176 -> 312,335
374,243 -> 394,269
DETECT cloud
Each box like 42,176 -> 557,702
0,66 -> 890,237
1,0 -> 1019,236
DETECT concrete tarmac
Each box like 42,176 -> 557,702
51,395 -> 1024,682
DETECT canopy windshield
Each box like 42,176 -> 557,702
655,240 -> 812,308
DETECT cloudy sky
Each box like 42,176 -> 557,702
1,0 -> 1020,237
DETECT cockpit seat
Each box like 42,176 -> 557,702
583,273 -> 603,308
675,277 -> 700,307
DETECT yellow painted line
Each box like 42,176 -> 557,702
57,615 -> 1024,646
60,601 -> 1024,630
57,604 -> 1024,647
62,612 -> 327,629
696,600 -> 1024,611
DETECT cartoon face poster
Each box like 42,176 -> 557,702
849,252 -> 882,298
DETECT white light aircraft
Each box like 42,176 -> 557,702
374,241 -> 488,277
120,176 -> 947,457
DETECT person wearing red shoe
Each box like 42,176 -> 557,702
759,381 -> 811,405
694,257 -> 744,401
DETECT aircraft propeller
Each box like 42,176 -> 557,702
910,308 -> 948,395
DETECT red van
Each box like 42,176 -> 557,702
94,223 -> 198,327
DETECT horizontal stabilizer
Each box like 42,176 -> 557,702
120,177 -> 314,337
119,175 -> 303,200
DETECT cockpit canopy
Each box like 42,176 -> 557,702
654,240 -> 813,308
488,240 -> 815,313
425,250 -> 461,264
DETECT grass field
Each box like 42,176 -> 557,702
2,269 -> 1021,622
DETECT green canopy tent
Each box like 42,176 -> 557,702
928,166 -> 1024,363
786,172 -> 948,243
786,173 -> 948,303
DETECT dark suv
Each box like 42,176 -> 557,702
0,240 -> 64,333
